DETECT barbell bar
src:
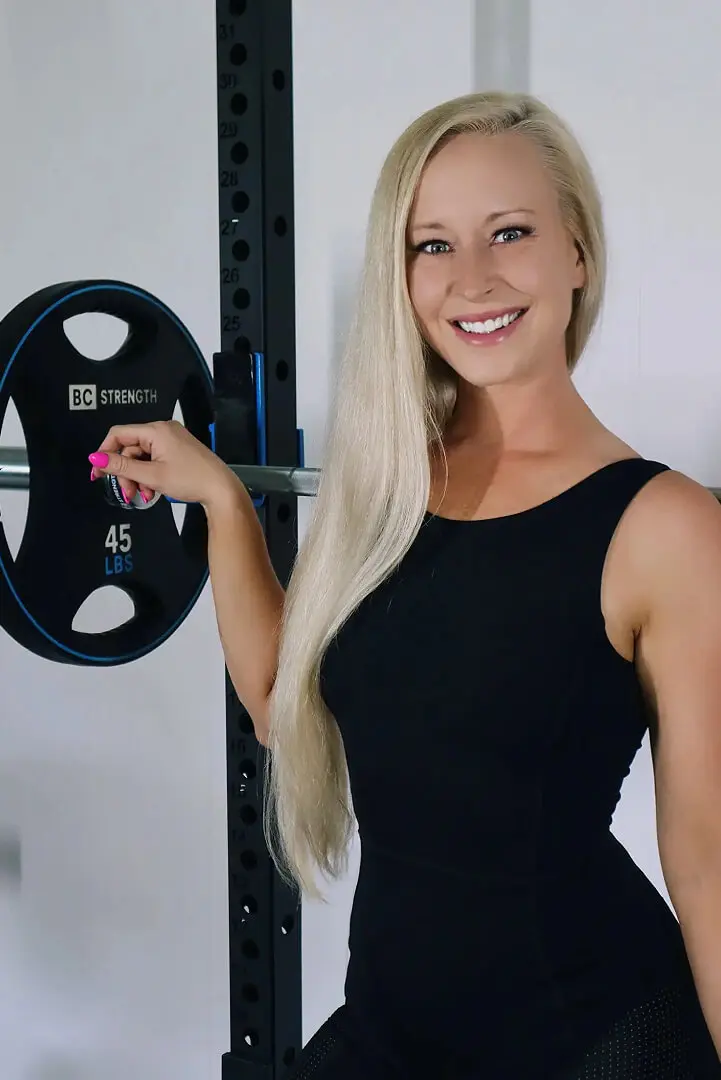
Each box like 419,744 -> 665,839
3,446 -> 721,503
0,448 -> 322,498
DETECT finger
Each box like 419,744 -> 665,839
90,443 -> 145,481
89,446 -> 142,505
124,445 -> 156,505
117,445 -> 147,504
94,424 -> 159,457
88,449 -> 161,493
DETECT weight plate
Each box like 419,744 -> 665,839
0,280 -> 213,666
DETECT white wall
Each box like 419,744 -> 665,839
0,1 -> 474,1076
0,5 -> 227,1078
526,0 -> 721,903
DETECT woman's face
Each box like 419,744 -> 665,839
406,131 -> 586,391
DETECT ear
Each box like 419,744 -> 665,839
572,244 -> 587,290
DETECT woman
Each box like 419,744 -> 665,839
89,92 -> 721,1077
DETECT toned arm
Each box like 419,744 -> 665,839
206,481 -> 285,746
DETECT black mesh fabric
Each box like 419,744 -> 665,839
286,1008 -> 386,1080
287,985 -> 721,1079
563,984 -> 721,1080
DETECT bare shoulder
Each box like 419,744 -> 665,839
613,467 -> 721,623
621,467 -> 721,554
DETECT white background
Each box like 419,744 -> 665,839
0,1 -> 718,1076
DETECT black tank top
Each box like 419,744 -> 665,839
319,458 -> 697,1078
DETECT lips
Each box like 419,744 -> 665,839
451,307 -> 526,325
449,308 -> 528,347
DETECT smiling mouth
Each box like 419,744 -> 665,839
452,309 -> 527,336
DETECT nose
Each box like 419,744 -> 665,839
453,245 -> 495,301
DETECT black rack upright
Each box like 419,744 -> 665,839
215,2 -> 302,1077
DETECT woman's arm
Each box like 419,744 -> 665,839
206,481 -> 286,746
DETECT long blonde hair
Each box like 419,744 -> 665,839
264,90 -> 607,900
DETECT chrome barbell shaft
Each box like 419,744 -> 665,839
0,448 -> 321,497
230,463 -> 321,497
0,448 -> 29,489
1,447 -> 720,505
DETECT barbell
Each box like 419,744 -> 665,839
0,449 -> 321,498
5,445 -> 717,503
2,280 -> 720,669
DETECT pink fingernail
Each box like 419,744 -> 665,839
121,487 -> 131,505
90,467 -> 97,482
88,452 -> 109,468
140,491 -> 150,504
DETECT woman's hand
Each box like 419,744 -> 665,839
88,420 -> 243,512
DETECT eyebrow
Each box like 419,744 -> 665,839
411,208 -> 536,230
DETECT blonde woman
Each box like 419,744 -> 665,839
91,92 -> 721,1078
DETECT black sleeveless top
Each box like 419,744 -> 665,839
319,458 -> 705,1077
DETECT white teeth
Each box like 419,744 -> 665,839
458,310 -> 524,335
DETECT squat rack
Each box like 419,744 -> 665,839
217,5 -> 721,1075
215,1 -> 302,1077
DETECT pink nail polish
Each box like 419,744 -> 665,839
90,467 -> 97,482
88,452 -> 109,468
140,491 -> 150,504
121,487 -> 131,505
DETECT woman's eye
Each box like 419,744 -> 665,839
494,226 -> 529,244
416,240 -> 451,255
412,226 -> 532,255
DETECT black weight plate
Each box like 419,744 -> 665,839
0,280 -> 213,666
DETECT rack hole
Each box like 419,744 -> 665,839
231,93 -> 248,116
240,894 -> 258,916
274,216 -> 288,237
233,239 -> 250,262
230,44 -> 248,66
276,360 -> 289,381
228,0 -> 246,14
233,191 -> 250,213
234,289 -> 251,311
236,701 -> 254,727
272,70 -> 286,91
239,758 -> 256,780
241,850 -> 258,872
231,142 -> 249,165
